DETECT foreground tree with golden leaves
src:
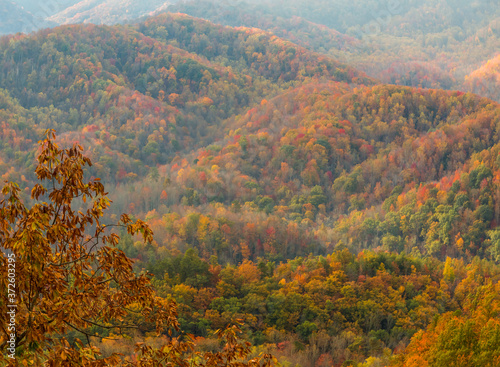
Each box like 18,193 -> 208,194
0,131 -> 275,366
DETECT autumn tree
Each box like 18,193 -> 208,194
0,130 -> 275,366
0,130 -> 167,365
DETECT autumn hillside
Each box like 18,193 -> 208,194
125,76 -> 500,366
46,0 -> 171,26
128,82 -> 500,264
0,13 -> 370,185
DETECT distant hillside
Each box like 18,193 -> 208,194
465,54 -> 500,102
0,13 -> 369,186
12,0 -> 81,16
0,0 -> 56,34
2,8 -> 500,367
47,0 -> 173,25
169,0 -> 500,99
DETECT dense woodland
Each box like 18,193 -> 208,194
168,0 -> 500,101
1,4 -> 500,367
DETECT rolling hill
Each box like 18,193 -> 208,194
0,13 -> 370,186
47,0 -> 173,25
168,0 -> 500,100
6,0 -> 500,106
12,0 -> 81,16
142,81 -> 500,261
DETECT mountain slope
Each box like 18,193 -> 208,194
168,0 -> 500,99
12,0 -> 81,16
47,0 -> 172,25
0,13 -> 370,186
2,7 -> 500,367
0,0 -> 56,34
146,82 -> 500,261
465,54 -> 500,102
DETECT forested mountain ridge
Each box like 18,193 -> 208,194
0,13 -> 370,186
168,0 -> 500,100
465,54 -> 500,102
47,0 -> 173,26
0,0 -> 57,34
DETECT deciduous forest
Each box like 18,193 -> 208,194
1,1 -> 500,366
